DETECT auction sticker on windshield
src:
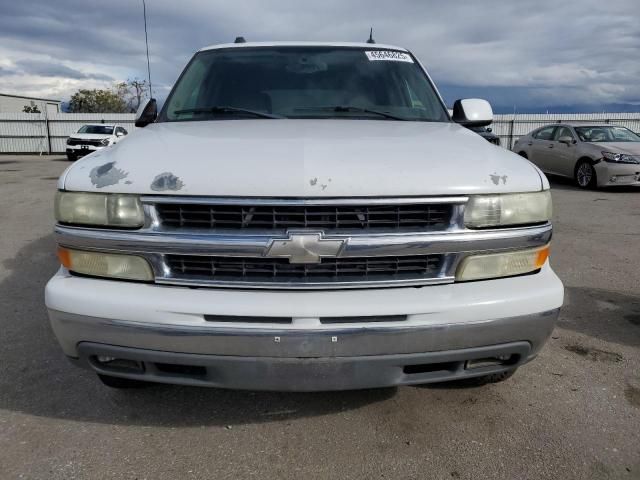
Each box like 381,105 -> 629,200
365,51 -> 413,62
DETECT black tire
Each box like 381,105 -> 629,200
518,151 -> 528,159
66,152 -> 77,161
97,374 -> 150,389
575,160 -> 597,189
455,369 -> 517,387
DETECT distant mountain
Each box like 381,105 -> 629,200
492,103 -> 640,114
437,84 -> 640,115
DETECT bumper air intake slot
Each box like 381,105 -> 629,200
154,363 -> 207,377
465,354 -> 519,370
204,315 -> 292,324
91,356 -> 145,374
321,315 -> 407,324
403,361 -> 459,374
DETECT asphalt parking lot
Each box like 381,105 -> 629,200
0,155 -> 639,480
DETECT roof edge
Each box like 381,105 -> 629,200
198,41 -> 409,52
0,92 -> 62,103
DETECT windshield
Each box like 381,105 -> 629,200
575,126 -> 640,143
160,46 -> 449,122
78,125 -> 114,135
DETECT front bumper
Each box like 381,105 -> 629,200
75,340 -> 536,391
46,263 -> 563,390
595,161 -> 640,186
66,145 -> 105,156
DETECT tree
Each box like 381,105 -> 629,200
67,78 -> 149,113
22,104 -> 41,113
68,88 -> 128,113
117,78 -> 149,112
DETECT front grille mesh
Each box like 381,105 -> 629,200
155,203 -> 453,231
166,254 -> 444,284
67,138 -> 103,146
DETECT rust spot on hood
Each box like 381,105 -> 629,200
151,172 -> 184,191
490,173 -> 508,185
89,161 -> 128,188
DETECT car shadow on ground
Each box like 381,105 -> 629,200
0,234 -> 398,428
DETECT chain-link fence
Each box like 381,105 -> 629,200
491,113 -> 640,150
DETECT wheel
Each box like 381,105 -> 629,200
66,152 -> 77,161
456,369 -> 517,387
518,151 -> 528,159
575,160 -> 597,189
97,374 -> 150,389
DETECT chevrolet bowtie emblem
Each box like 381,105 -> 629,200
265,232 -> 346,264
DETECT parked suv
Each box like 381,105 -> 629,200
66,123 -> 128,161
46,41 -> 563,391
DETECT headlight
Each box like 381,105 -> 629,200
456,245 -> 550,281
66,138 -> 72,145
464,191 -> 552,228
602,151 -> 640,164
100,138 -> 110,146
57,247 -> 153,281
55,191 -> 144,228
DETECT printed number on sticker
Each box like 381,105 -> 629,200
365,51 -> 413,63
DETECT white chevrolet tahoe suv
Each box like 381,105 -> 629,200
46,42 -> 564,391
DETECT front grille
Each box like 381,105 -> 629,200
155,203 -> 453,232
67,138 -> 103,146
166,254 -> 444,284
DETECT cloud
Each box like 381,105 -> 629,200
15,59 -> 114,81
0,0 -> 638,110
0,65 -> 16,76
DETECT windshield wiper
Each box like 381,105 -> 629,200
296,105 -> 409,121
173,106 -> 283,119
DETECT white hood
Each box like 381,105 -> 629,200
69,133 -> 113,140
61,120 -> 544,196
594,142 -> 640,155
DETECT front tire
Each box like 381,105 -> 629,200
66,152 -> 77,162
98,374 -> 150,389
575,160 -> 597,189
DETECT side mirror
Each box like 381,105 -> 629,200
135,98 -> 157,127
452,98 -> 493,127
558,136 -> 574,145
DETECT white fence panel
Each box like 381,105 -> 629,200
1,112 -> 639,154
0,113 -> 136,154
0,113 -> 48,153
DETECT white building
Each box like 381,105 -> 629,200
0,93 -> 62,114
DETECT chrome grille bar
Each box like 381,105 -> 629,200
166,254 -> 444,284
155,203 -> 454,231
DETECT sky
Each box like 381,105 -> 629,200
0,0 -> 639,113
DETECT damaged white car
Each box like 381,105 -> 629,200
46,41 -> 563,391
514,123 -> 640,188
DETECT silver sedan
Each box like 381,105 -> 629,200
513,123 -> 640,188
